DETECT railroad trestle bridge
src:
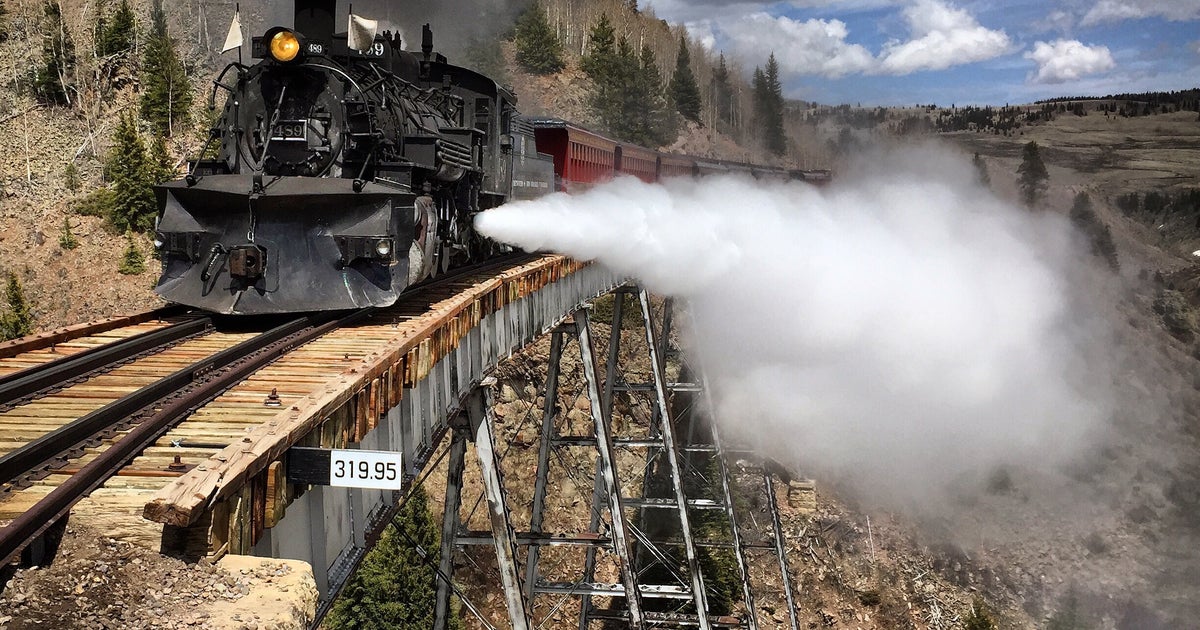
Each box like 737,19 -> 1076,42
0,256 -> 808,629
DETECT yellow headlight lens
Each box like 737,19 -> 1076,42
269,31 -> 300,62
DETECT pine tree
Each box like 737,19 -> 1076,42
118,232 -> 146,275
581,13 -> 616,80
669,35 -> 702,125
64,161 -> 81,192
97,0 -> 136,57
711,54 -> 734,129
149,133 -> 175,184
108,112 -> 157,233
513,2 -> 564,75
59,216 -> 79,250
0,272 -> 34,341
752,66 -> 769,146
326,487 -> 463,629
465,35 -> 509,85
1068,192 -> 1120,272
635,44 -> 677,146
582,15 -> 625,138
763,54 -> 787,155
973,152 -> 990,188
140,0 -> 191,136
1017,141 -> 1049,207
33,0 -> 76,106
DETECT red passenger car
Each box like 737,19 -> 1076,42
616,144 -> 658,183
529,119 -> 618,190
657,153 -> 695,180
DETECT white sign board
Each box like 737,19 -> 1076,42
329,448 -> 403,490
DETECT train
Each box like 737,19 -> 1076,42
152,0 -> 828,315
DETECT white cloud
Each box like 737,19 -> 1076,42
723,13 -> 876,77
1081,0 -> 1200,25
710,0 -> 1008,78
1024,39 -> 1116,84
876,0 -> 1011,74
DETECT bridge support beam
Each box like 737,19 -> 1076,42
433,422 -> 467,630
467,380 -> 532,630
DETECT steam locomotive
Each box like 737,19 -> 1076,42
153,0 -> 827,315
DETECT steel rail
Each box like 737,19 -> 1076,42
0,315 -> 316,488
0,305 -> 188,359
0,316 -> 214,408
0,308 -> 373,568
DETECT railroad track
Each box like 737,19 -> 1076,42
0,256 -> 530,569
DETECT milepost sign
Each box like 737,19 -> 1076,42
286,446 -> 404,490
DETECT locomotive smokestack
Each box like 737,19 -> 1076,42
295,0 -> 335,41
422,24 -> 433,61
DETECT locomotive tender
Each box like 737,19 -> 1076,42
153,0 -> 827,315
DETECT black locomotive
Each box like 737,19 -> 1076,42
153,0 -> 553,314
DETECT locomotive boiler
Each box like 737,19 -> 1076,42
153,0 -> 553,314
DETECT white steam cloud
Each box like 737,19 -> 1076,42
476,146 -> 1113,510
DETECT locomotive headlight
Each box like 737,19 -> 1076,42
269,30 -> 301,62
375,239 -> 392,257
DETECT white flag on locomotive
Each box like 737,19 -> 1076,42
347,13 -> 379,52
222,11 -> 243,53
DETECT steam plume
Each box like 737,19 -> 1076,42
475,145 -> 1114,510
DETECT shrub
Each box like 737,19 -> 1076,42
1152,289 -> 1194,342
74,186 -> 116,218
963,596 -> 997,630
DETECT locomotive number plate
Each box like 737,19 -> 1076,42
272,119 -> 309,141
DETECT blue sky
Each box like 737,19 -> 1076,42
644,0 -> 1200,106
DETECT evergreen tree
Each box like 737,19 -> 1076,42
513,2 -> 564,75
465,35 -> 509,85
581,16 -> 675,147
149,133 -> 175,183
326,487 -> 463,629
710,54 -> 734,129
64,161 -> 81,192
118,232 -> 146,275
59,216 -> 79,250
1017,141 -> 1049,207
973,152 -> 990,188
669,35 -> 702,124
34,0 -> 76,106
762,54 -> 786,155
108,112 -> 157,233
634,44 -> 677,146
581,13 -> 616,80
140,0 -> 191,136
0,272 -> 34,341
1068,192 -> 1120,272
97,0 -> 136,57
